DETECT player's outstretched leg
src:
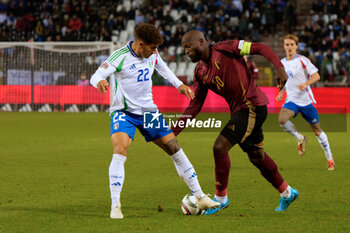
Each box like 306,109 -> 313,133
170,148 -> 220,210
109,154 -> 126,219
248,150 -> 298,211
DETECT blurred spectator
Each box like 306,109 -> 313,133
0,0 -> 346,86
244,55 -> 259,80
68,14 -> 82,31
98,51 -> 109,65
263,3 -> 276,35
285,0 -> 297,33
77,72 -> 89,86
135,10 -> 145,25
321,50 -> 335,82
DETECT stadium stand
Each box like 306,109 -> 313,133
0,0 -> 347,85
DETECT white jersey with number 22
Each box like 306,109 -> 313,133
90,41 -> 183,115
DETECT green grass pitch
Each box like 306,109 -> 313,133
1,112 -> 349,233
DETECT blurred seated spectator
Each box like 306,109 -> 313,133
77,72 -> 89,86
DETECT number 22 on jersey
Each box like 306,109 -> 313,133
137,68 -> 150,82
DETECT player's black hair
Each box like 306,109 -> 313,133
134,23 -> 164,45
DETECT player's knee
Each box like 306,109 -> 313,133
161,138 -> 180,155
213,142 -> 226,154
312,128 -> 322,136
247,149 -> 265,165
113,144 -> 129,156
278,118 -> 287,126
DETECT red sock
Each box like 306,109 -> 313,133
214,152 -> 231,196
257,153 -> 288,193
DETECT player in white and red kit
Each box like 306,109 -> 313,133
276,34 -> 335,170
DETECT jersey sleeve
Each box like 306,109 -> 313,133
299,56 -> 318,76
154,53 -> 183,88
90,49 -> 127,88
217,40 -> 253,56
216,40 -> 283,69
249,42 -> 283,69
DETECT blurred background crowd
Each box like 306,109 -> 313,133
0,0 -> 349,85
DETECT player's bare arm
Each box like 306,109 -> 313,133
97,80 -> 109,94
298,72 -> 320,90
178,84 -> 195,100
276,67 -> 288,90
276,86 -> 286,101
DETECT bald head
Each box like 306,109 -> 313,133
182,30 -> 209,63
182,30 -> 206,45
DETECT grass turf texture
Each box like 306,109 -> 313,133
1,112 -> 349,233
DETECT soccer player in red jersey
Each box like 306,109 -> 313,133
172,30 -> 298,214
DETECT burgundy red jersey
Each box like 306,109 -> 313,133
172,40 -> 283,135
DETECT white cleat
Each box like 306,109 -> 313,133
196,195 -> 221,210
110,204 -> 124,219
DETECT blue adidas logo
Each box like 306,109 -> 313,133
189,172 -> 197,180
111,182 -> 122,186
129,64 -> 136,70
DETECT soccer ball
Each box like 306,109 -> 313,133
181,193 -> 205,215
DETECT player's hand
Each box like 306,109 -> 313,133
178,84 -> 194,100
276,67 -> 287,91
276,93 -> 283,102
298,83 -> 307,90
97,80 -> 109,94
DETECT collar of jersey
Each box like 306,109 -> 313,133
127,41 -> 139,58
291,54 -> 300,60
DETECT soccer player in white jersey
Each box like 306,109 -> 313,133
90,23 -> 220,219
276,34 -> 335,171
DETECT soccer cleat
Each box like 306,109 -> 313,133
110,204 -> 123,219
298,135 -> 308,156
196,195 -> 221,210
204,197 -> 229,215
275,188 -> 298,211
327,160 -> 335,171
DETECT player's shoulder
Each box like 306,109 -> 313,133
281,57 -> 287,63
296,54 -> 311,63
106,45 -> 131,64
213,40 -> 239,49
296,54 -> 316,67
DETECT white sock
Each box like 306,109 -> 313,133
280,185 -> 292,198
109,154 -> 127,207
281,121 -> 302,142
316,131 -> 333,160
214,195 -> 227,204
170,149 -> 204,198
